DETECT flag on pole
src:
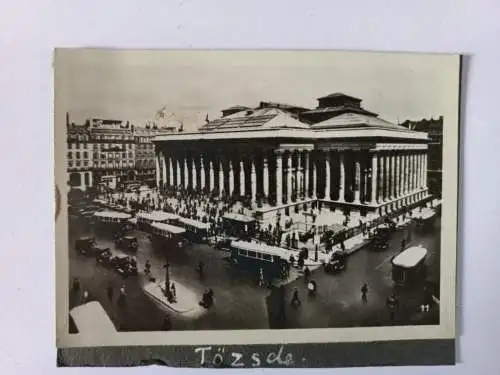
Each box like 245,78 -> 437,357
205,114 -> 209,123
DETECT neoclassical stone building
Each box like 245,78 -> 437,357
152,93 -> 429,219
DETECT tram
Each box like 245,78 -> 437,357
229,240 -> 290,281
150,222 -> 188,251
178,217 -> 211,243
391,246 -> 428,287
69,301 -> 117,339
92,211 -> 132,233
222,213 -> 257,240
136,211 -> 180,232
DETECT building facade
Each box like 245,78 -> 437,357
401,116 -> 443,197
66,115 -> 174,191
134,125 -> 176,186
153,93 -> 431,219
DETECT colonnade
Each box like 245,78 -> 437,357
156,146 -> 428,208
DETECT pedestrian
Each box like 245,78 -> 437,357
82,289 -> 89,303
386,293 -> 398,321
162,315 -> 172,331
304,266 -> 311,284
118,285 -> 127,306
361,283 -> 368,303
291,288 -> 301,307
170,282 -> 176,299
72,278 -> 80,292
107,285 -> 114,300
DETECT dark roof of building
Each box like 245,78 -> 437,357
223,105 -> 250,111
401,117 -> 443,132
311,112 -> 409,130
258,101 -> 310,112
317,92 -> 362,101
302,105 -> 377,117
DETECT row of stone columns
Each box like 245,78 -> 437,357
156,149 -> 428,207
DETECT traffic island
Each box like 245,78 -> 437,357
143,279 -> 205,317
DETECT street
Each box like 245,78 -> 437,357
69,214 -> 440,331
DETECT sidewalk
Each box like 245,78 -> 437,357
143,278 -> 204,317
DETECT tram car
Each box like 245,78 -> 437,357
150,222 -> 188,251
391,246 -> 428,287
222,213 -> 257,240
135,211 -> 180,232
92,211 -> 132,233
178,217 -> 211,243
229,240 -> 290,282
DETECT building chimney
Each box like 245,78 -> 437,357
66,112 -> 69,127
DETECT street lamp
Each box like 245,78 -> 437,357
163,262 -> 171,298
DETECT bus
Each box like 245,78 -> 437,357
222,213 -> 257,240
391,246 -> 428,287
92,211 -> 132,233
150,222 -> 188,251
136,211 -> 180,232
178,217 -> 211,243
230,240 -> 290,281
69,301 -> 117,342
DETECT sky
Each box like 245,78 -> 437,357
55,50 -> 459,131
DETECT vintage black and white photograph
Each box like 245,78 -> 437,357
55,50 -> 459,347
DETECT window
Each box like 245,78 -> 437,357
238,249 -> 248,256
84,161 -> 88,167
262,254 -> 272,261
83,143 -> 87,149
76,152 -> 80,159
83,152 -> 88,159
68,161 -> 73,167
101,153 -> 105,159
122,152 -> 126,158
67,152 -> 72,159
129,152 -> 133,158
76,161 -> 81,167
247,251 -> 257,258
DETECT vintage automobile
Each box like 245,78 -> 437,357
213,237 -> 232,251
323,251 -> 347,274
370,227 -> 392,252
113,255 -> 138,277
75,236 -> 102,256
96,248 -> 113,265
115,235 -> 139,252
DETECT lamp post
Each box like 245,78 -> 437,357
163,262 -> 171,298
363,167 -> 371,203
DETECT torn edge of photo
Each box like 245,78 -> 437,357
54,49 -> 461,368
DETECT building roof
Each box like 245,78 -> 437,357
317,92 -> 362,101
199,107 -> 310,132
224,105 -> 250,111
301,105 -> 377,118
311,112 -> 408,130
